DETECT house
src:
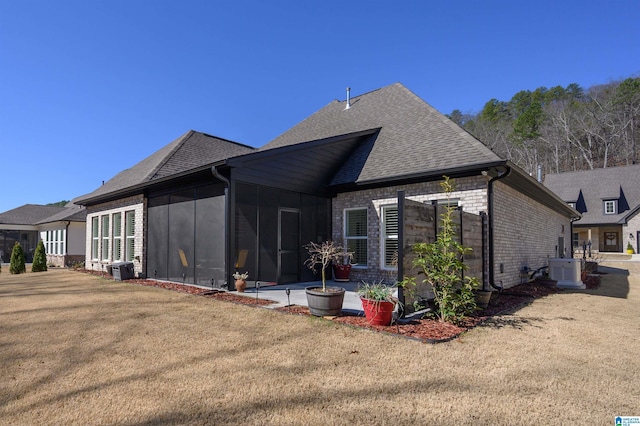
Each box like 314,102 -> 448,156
76,83 -> 578,293
544,164 -> 640,254
0,203 -> 86,265
220,83 -> 579,290
74,130 -> 256,280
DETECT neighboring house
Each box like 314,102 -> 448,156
0,203 -> 86,265
74,130 -> 256,280
544,164 -> 640,254
74,84 -> 578,292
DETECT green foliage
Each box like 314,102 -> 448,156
462,76 -> 639,173
400,177 -> 479,323
46,200 -> 70,207
357,280 -> 397,302
9,242 -> 26,274
31,240 -> 48,272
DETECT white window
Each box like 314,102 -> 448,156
568,202 -> 576,209
91,217 -> 99,260
381,205 -> 398,269
604,200 -> 617,215
113,212 -> 122,261
101,215 -> 110,261
345,208 -> 367,266
125,210 -> 135,262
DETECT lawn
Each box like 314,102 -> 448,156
1,265 -> 638,425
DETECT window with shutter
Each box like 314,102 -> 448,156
125,211 -> 135,262
382,206 -> 398,269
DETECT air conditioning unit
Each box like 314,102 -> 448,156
548,258 -> 585,289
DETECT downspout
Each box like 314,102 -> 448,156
570,217 -> 580,259
212,165 -> 231,288
487,165 -> 511,291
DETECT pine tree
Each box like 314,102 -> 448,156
32,240 -> 48,272
10,242 -> 26,274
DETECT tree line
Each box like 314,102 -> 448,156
449,76 -> 640,176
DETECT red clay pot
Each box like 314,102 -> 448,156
360,298 -> 395,326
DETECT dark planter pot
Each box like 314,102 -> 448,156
305,286 -> 345,316
473,290 -> 492,309
332,264 -> 352,282
360,298 -> 395,326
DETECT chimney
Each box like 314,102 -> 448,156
345,87 -> 351,109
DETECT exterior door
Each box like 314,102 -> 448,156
278,208 -> 300,283
604,231 -> 619,252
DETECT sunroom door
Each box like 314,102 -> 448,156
278,208 -> 300,284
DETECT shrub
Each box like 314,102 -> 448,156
32,240 -> 48,272
401,176 -> 479,323
10,242 -> 26,274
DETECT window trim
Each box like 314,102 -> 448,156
125,210 -> 135,262
113,212 -> 122,262
604,200 -> 617,215
344,207 -> 368,268
91,217 -> 99,260
101,214 -> 110,261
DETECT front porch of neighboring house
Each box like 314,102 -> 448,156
573,225 -> 628,254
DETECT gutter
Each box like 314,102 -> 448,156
487,165 -> 511,291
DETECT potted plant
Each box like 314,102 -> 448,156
332,249 -> 355,282
304,241 -> 346,316
627,242 -> 635,255
357,281 -> 398,326
233,271 -> 249,292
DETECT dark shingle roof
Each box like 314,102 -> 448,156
261,83 -> 502,184
544,164 -> 640,225
0,204 -> 66,226
75,130 -> 255,204
36,205 -> 87,224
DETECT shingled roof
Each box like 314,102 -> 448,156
0,203 -> 87,227
75,130 -> 255,205
0,204 -> 67,226
261,83 -> 502,185
544,164 -> 640,225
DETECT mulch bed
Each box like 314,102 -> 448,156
79,269 -> 601,343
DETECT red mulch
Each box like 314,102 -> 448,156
78,269 -> 601,343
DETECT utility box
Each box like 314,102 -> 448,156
548,258 -> 585,289
111,262 -> 135,281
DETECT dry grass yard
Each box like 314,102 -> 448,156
1,264 -> 638,425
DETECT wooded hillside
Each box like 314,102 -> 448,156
450,77 -> 640,176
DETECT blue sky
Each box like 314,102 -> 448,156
1,0 -> 638,213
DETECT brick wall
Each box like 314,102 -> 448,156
492,181 -> 572,288
333,176 -> 487,284
625,211 -> 640,253
85,195 -> 145,274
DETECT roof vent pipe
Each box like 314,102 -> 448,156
536,165 -> 543,183
345,87 -> 351,109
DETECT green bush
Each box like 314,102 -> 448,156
401,176 -> 479,323
32,240 -> 48,272
10,242 -> 26,274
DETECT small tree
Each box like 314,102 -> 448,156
401,176 -> 479,323
32,240 -> 48,272
10,241 -> 26,274
304,241 -> 345,292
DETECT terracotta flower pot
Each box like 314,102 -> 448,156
360,298 -> 395,326
235,279 -> 247,292
332,264 -> 352,282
